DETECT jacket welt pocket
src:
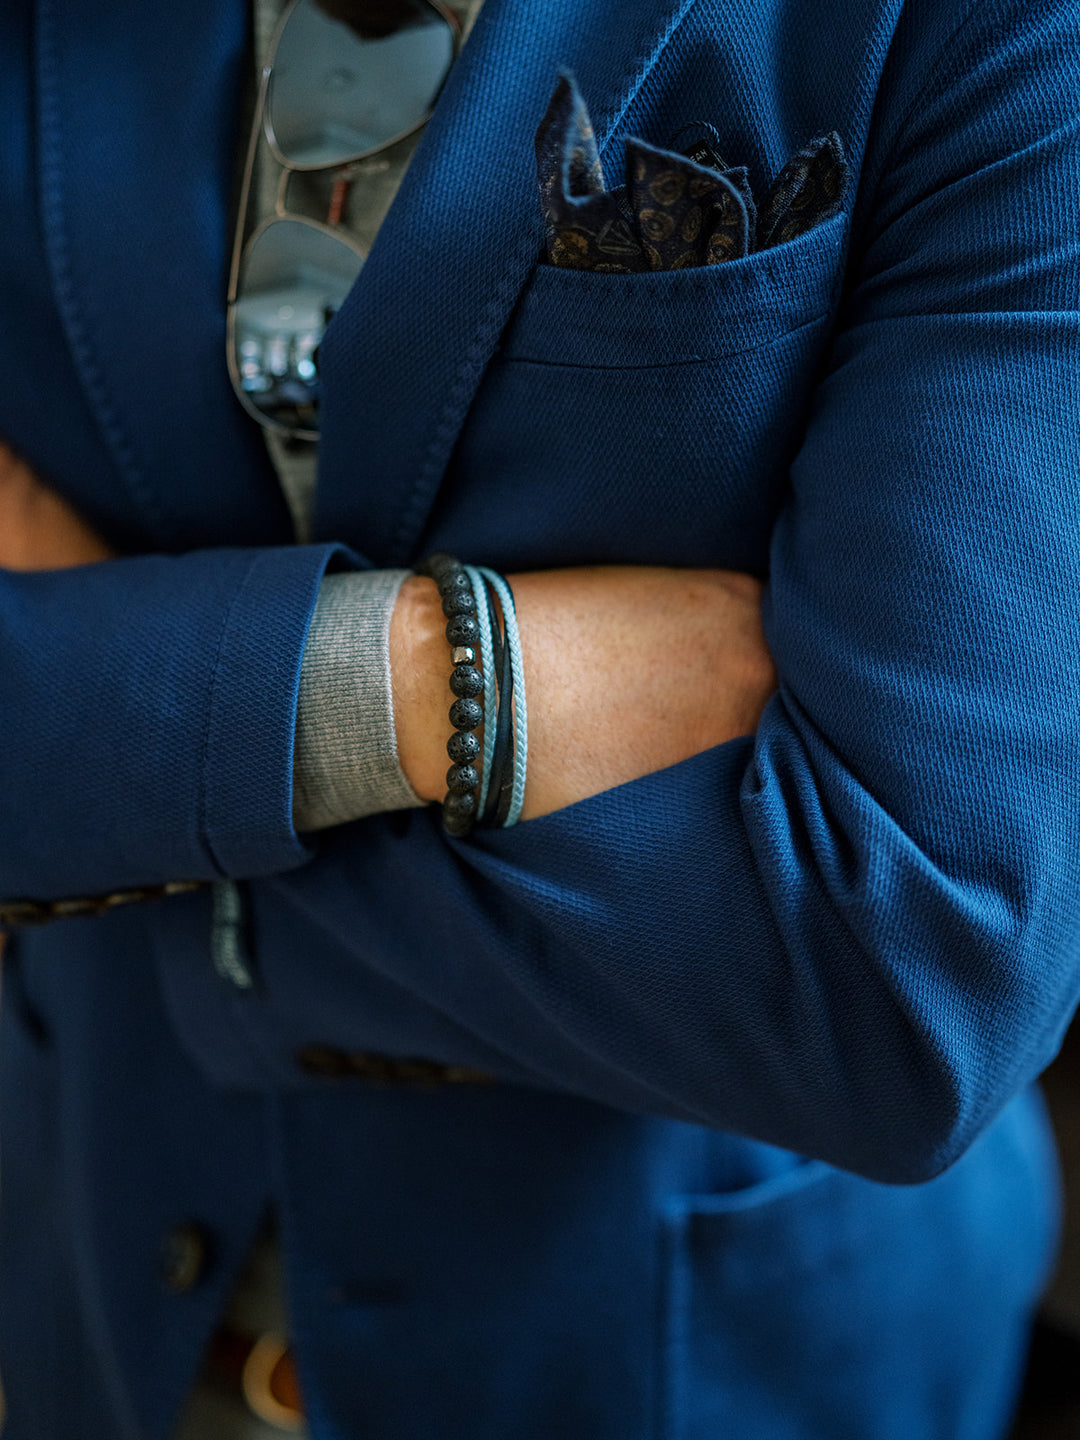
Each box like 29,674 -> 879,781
501,211 -> 845,370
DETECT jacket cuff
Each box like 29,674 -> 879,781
201,543 -> 358,876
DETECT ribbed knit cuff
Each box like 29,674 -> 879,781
293,570 -> 424,832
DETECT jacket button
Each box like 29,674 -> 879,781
159,1222 -> 211,1294
295,1044 -> 351,1078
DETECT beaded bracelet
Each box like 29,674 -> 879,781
416,552 -> 528,836
416,553 -> 486,836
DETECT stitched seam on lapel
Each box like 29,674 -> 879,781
384,0 -> 703,566
35,0 -> 174,547
594,0 -> 701,165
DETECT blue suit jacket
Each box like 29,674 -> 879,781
1,0 -> 1077,1435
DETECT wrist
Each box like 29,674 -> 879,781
388,574 -> 450,804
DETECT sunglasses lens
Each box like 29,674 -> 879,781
232,218 -> 363,434
268,0 -> 454,167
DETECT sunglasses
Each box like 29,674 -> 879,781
226,0 -> 461,440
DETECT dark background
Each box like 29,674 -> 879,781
1011,1025 -> 1080,1438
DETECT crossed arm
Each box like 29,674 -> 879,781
5,0 -> 1080,1183
0,439 -> 778,824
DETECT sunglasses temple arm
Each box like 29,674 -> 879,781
227,63 -> 274,306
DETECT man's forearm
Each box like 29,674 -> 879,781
0,444 -> 776,833
391,566 -> 776,821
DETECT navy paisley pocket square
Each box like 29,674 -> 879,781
535,73 -> 848,272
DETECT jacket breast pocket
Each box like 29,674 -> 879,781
440,212 -> 846,574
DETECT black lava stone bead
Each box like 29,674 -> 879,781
446,730 -> 481,764
438,571 -> 472,599
446,763 -> 479,794
446,614 -> 480,647
444,791 -> 477,822
441,589 -> 476,619
449,664 -> 484,699
423,551 -> 455,573
449,698 -> 483,730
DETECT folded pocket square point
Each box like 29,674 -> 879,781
535,75 -> 848,273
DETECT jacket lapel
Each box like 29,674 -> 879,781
35,0 -> 694,558
35,0 -> 292,551
313,0 -> 699,563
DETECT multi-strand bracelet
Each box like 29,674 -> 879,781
416,553 -> 527,837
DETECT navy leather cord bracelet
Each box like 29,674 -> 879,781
479,573 -> 516,827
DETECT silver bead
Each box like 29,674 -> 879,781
451,646 -> 476,666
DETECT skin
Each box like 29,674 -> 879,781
0,443 -> 113,570
0,439 -> 778,825
391,567 -> 776,820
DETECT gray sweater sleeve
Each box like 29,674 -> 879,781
293,570 -> 425,832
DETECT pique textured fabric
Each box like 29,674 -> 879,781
0,0 -> 1078,1437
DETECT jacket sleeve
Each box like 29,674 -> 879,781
0,543 -> 355,896
260,0 -> 1080,1184
13,0 -> 1080,1188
